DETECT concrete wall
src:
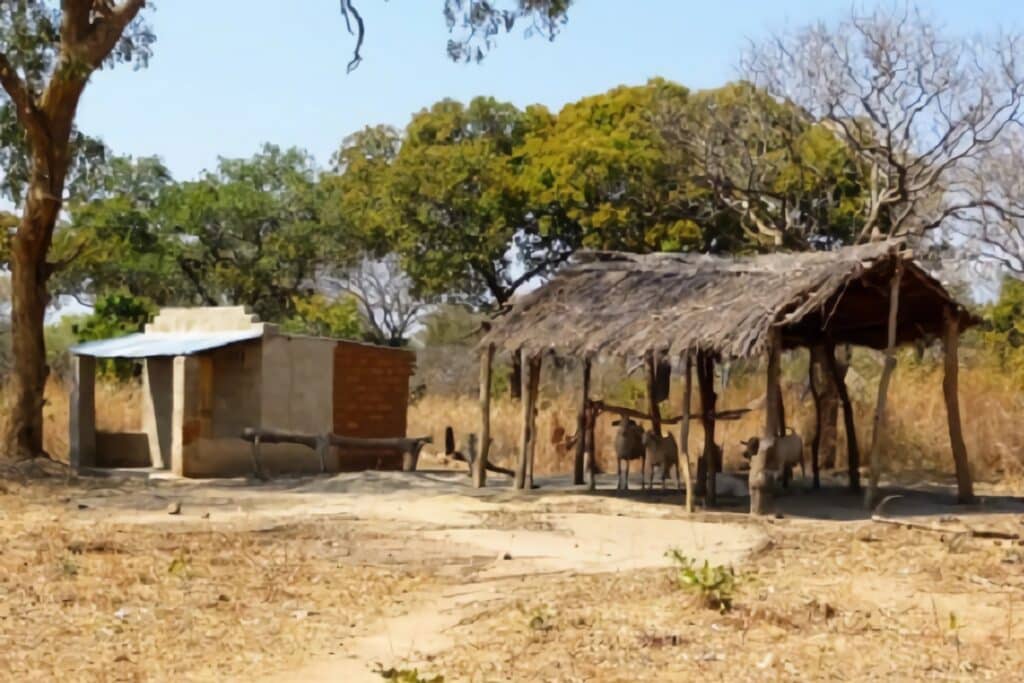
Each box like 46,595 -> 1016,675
95,432 -> 151,468
146,305 -> 270,334
179,334 -> 337,477
141,358 -> 174,468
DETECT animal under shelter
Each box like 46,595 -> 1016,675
476,239 -> 977,515
68,306 -> 415,477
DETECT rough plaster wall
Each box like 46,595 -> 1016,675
260,335 -> 334,434
208,341 -> 262,439
146,306 -> 266,333
142,358 -> 173,468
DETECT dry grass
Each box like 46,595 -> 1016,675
0,478 -> 425,682
409,361 -> 1024,483
429,516 -> 1024,681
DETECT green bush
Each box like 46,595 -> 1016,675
666,549 -> 738,613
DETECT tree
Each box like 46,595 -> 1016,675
740,5 -> 1024,243
659,81 -> 867,250
382,97 -> 573,305
324,255 -> 427,347
1,1 -> 153,458
53,155 -> 180,305
160,144 -> 340,322
521,78 -> 711,252
0,0 -> 573,459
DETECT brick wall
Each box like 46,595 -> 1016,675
333,341 -> 415,470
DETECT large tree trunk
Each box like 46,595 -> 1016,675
6,186 -> 60,459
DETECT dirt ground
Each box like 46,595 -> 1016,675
1,464 -> 1023,682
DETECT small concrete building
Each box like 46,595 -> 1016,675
69,306 -> 415,477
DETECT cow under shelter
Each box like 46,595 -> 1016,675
68,306 -> 416,478
476,239 -> 977,515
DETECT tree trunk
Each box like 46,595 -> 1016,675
474,343 -> 494,488
943,307 -> 975,504
5,194 -> 59,459
824,342 -> 860,492
573,358 -> 591,485
679,354 -> 694,512
585,400 -> 597,491
696,351 -> 717,507
865,260 -> 902,508
751,327 -> 782,515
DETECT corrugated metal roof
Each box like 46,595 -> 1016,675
70,329 -> 264,359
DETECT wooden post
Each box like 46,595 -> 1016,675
474,344 -> 495,488
865,259 -> 903,508
573,358 -> 591,485
644,350 -> 663,490
808,347 -> 823,490
585,400 -> 597,491
824,343 -> 860,492
750,327 -> 781,515
943,306 -> 976,504
516,351 -> 541,490
680,354 -> 694,513
696,351 -> 717,507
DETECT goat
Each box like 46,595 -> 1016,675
740,430 -> 805,487
612,417 -> 645,490
641,430 -> 682,490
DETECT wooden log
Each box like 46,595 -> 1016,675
871,496 -> 1012,538
697,351 -> 717,507
865,259 -> 903,509
943,307 -> 976,504
474,343 -> 495,488
808,347 -> 823,490
680,354 -> 694,513
643,350 -> 663,490
750,327 -> 781,515
573,358 -> 591,485
516,351 -> 541,490
823,343 -> 860,492
588,401 -> 748,424
241,428 -> 431,453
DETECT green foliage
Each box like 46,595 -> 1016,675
72,292 -> 156,380
414,304 -> 483,347
666,550 -> 738,613
978,277 -> 1024,381
282,294 -> 364,340
374,664 -> 444,683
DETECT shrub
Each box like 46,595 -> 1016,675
667,549 -> 738,613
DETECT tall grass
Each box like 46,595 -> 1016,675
409,360 -> 1024,483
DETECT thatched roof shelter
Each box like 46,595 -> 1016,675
474,239 -> 976,513
481,239 -> 974,360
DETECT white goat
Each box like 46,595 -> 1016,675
612,417 -> 645,490
740,431 -> 805,487
642,430 -> 682,490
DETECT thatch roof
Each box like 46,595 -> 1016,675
481,239 -> 974,360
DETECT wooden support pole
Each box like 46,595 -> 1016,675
943,306 -> 976,504
516,351 -> 541,490
573,358 -> 591,485
474,343 -> 495,488
808,347 -> 823,490
680,354 -> 694,513
696,351 -> 718,507
750,327 -> 781,515
865,259 -> 903,508
824,343 -> 860,492
585,399 -> 597,491
643,350 -> 663,490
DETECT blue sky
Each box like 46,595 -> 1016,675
74,0 -> 1024,180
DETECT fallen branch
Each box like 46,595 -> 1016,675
590,400 -> 749,424
870,495 -> 1021,540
